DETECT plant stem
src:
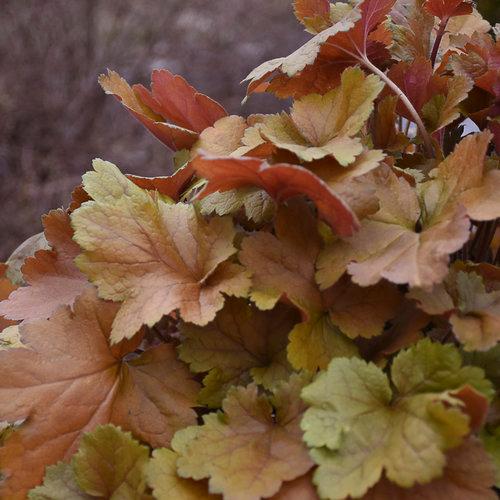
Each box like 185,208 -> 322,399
430,18 -> 448,68
360,56 -> 435,157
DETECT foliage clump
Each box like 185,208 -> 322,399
0,0 -> 499,498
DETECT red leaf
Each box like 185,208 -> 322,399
424,0 -> 473,21
192,155 -> 359,237
293,0 -> 330,21
133,70 -> 227,133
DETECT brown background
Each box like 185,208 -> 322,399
0,0 -> 307,259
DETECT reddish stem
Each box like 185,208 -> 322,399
430,18 -> 448,68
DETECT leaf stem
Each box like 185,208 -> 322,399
360,56 -> 435,157
430,18 -> 448,68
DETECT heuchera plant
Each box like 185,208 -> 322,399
0,0 -> 499,498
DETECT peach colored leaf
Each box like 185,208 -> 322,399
316,165 -> 471,289
0,289 -> 199,497
239,200 -> 323,314
192,115 -> 248,156
172,375 -> 313,500
0,210 -> 91,323
327,277 -> 403,339
362,438 -> 496,499
192,155 -> 359,236
270,472 -> 319,499
178,298 -> 300,407
71,159 -> 250,342
145,448 -> 218,500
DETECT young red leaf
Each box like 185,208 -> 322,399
244,0 -> 395,99
99,69 -> 226,150
423,0 -> 473,21
193,155 -> 359,236
0,290 -> 199,497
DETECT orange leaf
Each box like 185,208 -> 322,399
193,155 -> 359,236
0,289 -> 199,497
0,210 -> 91,323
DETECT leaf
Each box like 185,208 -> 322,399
0,210 -> 91,323
72,425 -> 149,498
362,438 -> 497,499
482,427 -> 500,487
409,269 -> 500,351
0,264 -> 18,332
146,449 -> 217,500
0,289 -> 199,496
420,132 -> 496,222
192,115 -> 248,156
99,69 -> 226,150
239,200 -> 323,314
316,164 -> 471,289
28,463 -> 91,500
71,159 -> 250,342
371,95 -> 409,151
178,298 -> 300,407
192,155 -> 359,236
0,325 -> 23,350
422,75 -> 473,132
244,0 -> 394,99
423,0 -> 473,21
287,314 -> 358,372
327,276 -> 402,339
5,231 -> 49,286
199,188 -> 275,225
301,339 -> 491,498
260,67 -> 383,166
172,376 -> 313,500
293,0 -> 331,33
271,472 -> 319,499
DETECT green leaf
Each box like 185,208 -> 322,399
73,425 -> 149,498
29,463 -> 91,500
301,339 -> 491,498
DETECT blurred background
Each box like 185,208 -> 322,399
0,0 -> 497,259
0,0 -> 308,259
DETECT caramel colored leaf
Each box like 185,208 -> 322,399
178,298 -> 300,407
0,290 -> 199,497
317,165 -> 471,289
288,314 -> 358,372
0,210 -> 91,323
72,159 -> 250,342
146,448 -> 217,500
301,339 -> 491,498
363,438 -> 496,499
193,155 -> 359,236
173,376 -> 313,500
328,277 -> 402,339
72,425 -> 149,498
240,200 -> 323,314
